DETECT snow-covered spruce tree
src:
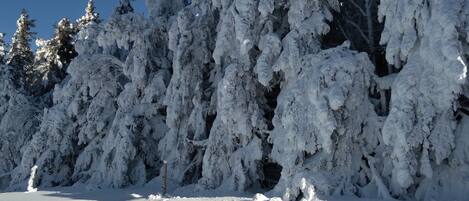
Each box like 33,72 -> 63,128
77,0 -> 100,29
30,18 -> 78,96
0,33 -> 6,64
9,3 -> 106,189
114,0 -> 134,16
0,12 -> 41,189
196,0 -> 281,191
379,0 -> 469,200
223,0 -> 392,200
270,43 -> 386,200
158,0 -> 218,185
0,11 -> 42,191
332,0 -> 390,115
146,0 -> 186,26
0,64 -> 42,190
10,1 -> 172,189
8,21 -> 122,188
7,9 -> 35,90
83,2 -> 171,188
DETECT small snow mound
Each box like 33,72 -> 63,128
253,193 -> 283,201
131,193 -> 143,198
26,165 -> 38,193
253,193 -> 269,201
148,193 -> 162,200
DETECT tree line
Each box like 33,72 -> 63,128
0,0 -> 100,96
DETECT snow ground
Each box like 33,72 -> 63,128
0,177 -> 251,201
0,177 -> 386,201
0,188 -> 386,201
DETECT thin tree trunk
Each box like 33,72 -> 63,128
365,0 -> 376,65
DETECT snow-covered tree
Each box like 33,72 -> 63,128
0,62 -> 42,190
30,18 -> 78,95
53,18 -> 78,70
378,0 -> 469,200
10,13 -> 109,190
77,0 -> 100,29
2,1 -> 469,200
157,0 -> 217,185
196,0 -> 277,191
10,54 -> 126,189
0,33 -> 6,64
145,0 -> 186,27
114,0 -> 134,15
270,43 -> 386,200
86,6 -> 171,188
10,3 -> 172,189
7,9 -> 35,89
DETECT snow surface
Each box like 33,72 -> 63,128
0,176 -> 387,201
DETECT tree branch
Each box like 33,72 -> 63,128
345,19 -> 370,44
349,0 -> 367,16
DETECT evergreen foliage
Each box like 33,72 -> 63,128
0,33 -> 6,64
30,18 -> 78,95
7,9 -> 35,89
77,0 -> 100,29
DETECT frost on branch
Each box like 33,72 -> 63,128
378,0 -> 422,69
256,33 -> 281,87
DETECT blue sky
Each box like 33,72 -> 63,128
0,0 -> 147,45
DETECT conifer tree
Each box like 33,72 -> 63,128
114,0 -> 134,15
7,9 -> 35,89
54,18 -> 78,70
0,33 -> 6,64
30,18 -> 78,95
77,0 -> 100,29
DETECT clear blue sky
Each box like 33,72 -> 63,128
0,0 -> 147,45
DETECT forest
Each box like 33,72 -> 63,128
0,0 -> 468,201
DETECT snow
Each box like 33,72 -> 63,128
1,0 -> 469,200
379,0 -> 469,199
26,165 -> 38,193
270,43 -> 384,200
0,177 -> 254,201
0,177 -> 388,201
